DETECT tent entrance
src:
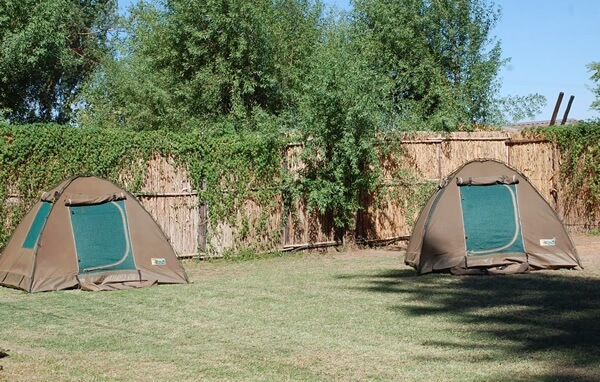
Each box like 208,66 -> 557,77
69,201 -> 136,273
459,184 -> 525,256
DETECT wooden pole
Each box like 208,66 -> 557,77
560,95 -> 575,125
550,92 -> 564,126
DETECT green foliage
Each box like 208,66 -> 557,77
0,124 -> 135,244
74,0 -> 518,231
0,0 -> 117,123
351,0 -> 504,130
2,0 -> 551,238
79,0 -> 323,131
543,121 -> 600,227
405,181 -> 438,227
78,1 -> 192,131
589,62 -> 600,112
160,0 -> 321,119
294,20 -> 386,228
491,93 -> 547,125
191,125 -> 286,228
0,123 -> 286,252
78,47 -> 185,131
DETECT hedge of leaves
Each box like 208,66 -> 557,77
0,123 -> 286,249
543,120 -> 600,227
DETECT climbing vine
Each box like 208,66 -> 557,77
543,121 -> 600,228
3,121 -> 597,254
188,129 -> 288,254
0,124 -> 176,246
0,123 -> 287,251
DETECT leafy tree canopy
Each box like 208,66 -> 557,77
589,61 -> 600,113
0,0 -> 117,123
3,0 -> 554,229
351,0 -> 505,130
79,0 -> 324,131
295,18 -> 386,226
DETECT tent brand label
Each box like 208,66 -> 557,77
540,238 -> 556,246
152,258 -> 166,266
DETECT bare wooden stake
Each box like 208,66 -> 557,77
550,92 -> 564,126
560,95 -> 575,125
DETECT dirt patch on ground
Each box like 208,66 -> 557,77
342,233 -> 600,272
572,233 -> 600,268
186,234 -> 600,278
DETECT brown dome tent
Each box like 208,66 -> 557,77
405,159 -> 581,275
0,176 -> 189,292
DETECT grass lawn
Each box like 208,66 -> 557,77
1,235 -> 599,381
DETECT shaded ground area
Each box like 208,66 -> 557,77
182,237 -> 599,381
348,234 -> 600,381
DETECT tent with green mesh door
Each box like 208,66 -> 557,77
405,159 -> 581,275
0,176 -> 189,292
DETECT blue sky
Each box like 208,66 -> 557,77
494,0 -> 600,121
117,0 -> 600,121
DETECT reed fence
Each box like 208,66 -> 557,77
3,131 -> 597,257
123,131 -> 596,257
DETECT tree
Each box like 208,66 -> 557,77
589,62 -> 600,113
0,0 -> 117,123
77,2 -> 183,131
295,18 -> 386,228
491,93 -> 546,125
351,0 -> 504,130
79,0 -> 323,130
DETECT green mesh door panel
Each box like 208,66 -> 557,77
69,201 -> 136,273
459,184 -> 525,256
23,202 -> 52,249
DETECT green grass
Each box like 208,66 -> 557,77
1,247 -> 599,382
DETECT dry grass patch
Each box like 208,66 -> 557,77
1,235 -> 599,381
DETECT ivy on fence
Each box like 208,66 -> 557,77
1,121 -> 597,253
0,123 -> 289,252
543,121 -> 600,227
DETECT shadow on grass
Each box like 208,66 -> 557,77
342,269 -> 600,381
